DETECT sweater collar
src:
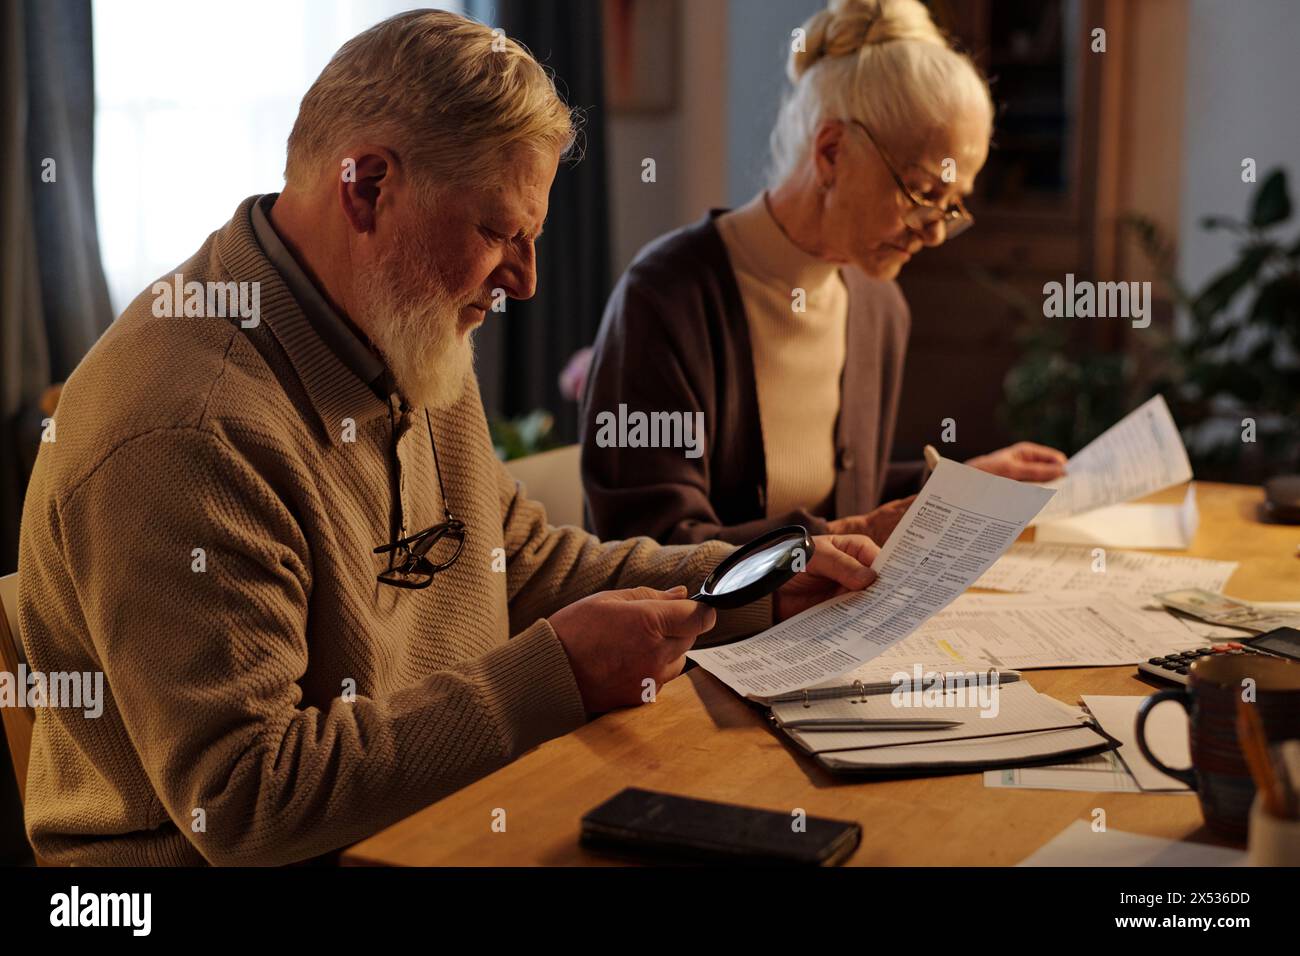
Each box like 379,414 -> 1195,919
250,194 -> 391,397
215,194 -> 395,436
718,192 -> 842,292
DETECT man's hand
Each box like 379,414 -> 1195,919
549,586 -> 715,714
965,441 -> 1067,482
827,495 -> 916,544
774,534 -> 879,621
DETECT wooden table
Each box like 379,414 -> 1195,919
342,482 -> 1299,866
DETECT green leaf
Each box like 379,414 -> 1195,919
1251,169 -> 1291,229
1191,245 -> 1272,323
1249,274 -> 1300,330
1200,215 -> 1244,232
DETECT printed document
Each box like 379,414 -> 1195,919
687,460 -> 1054,700
973,541 -> 1237,595
1031,395 -> 1192,524
875,590 -> 1203,669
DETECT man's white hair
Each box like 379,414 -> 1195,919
285,8 -> 577,192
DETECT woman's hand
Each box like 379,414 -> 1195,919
965,442 -> 1067,482
774,534 -> 879,621
827,495 -> 916,544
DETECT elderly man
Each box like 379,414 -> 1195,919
17,10 -> 877,866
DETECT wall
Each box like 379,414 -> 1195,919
1177,0 -> 1300,294
606,0 -> 729,274
725,0 -> 822,207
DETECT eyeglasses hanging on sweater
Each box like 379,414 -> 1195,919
373,404 -> 467,590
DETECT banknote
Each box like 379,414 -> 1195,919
1155,588 -> 1300,633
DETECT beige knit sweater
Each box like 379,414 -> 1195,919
17,195 -> 769,866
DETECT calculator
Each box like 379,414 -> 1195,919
1137,626 -> 1300,685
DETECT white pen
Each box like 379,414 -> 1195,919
924,444 -> 941,473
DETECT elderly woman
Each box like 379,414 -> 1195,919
581,0 -> 1066,546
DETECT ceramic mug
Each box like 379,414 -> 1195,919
1135,654 -> 1300,840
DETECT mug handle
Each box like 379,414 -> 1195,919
1135,689 -> 1197,789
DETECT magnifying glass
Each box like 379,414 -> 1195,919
690,525 -> 815,609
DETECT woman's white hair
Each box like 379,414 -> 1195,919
285,9 -> 578,193
769,0 -> 993,186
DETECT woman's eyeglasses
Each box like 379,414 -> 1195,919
374,407 -> 467,590
848,118 -> 974,241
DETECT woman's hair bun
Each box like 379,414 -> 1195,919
788,0 -> 944,82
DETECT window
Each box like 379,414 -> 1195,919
92,0 -> 462,312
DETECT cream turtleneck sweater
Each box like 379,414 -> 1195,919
715,193 -> 847,519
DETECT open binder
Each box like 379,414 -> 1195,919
767,680 -> 1117,776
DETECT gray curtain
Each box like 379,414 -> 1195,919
0,0 -> 112,864
470,0 -> 611,444
2,0 -> 113,574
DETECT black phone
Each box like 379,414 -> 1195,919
580,787 -> 861,866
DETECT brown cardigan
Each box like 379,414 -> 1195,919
581,210 -> 923,545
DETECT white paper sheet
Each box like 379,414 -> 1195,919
873,590 -> 1202,670
1018,820 -> 1245,867
1036,484 -> 1200,549
1031,395 -> 1192,524
1082,695 -> 1193,792
973,540 -> 1237,594
984,750 -> 1144,793
687,459 -> 1055,701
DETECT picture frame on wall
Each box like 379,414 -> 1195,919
604,0 -> 677,113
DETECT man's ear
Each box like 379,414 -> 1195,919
338,147 -> 400,234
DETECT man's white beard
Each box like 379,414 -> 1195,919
356,259 -> 474,412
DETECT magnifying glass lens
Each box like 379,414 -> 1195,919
693,526 -> 814,609
711,541 -> 795,594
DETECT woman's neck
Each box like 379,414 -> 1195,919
764,173 -> 835,263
